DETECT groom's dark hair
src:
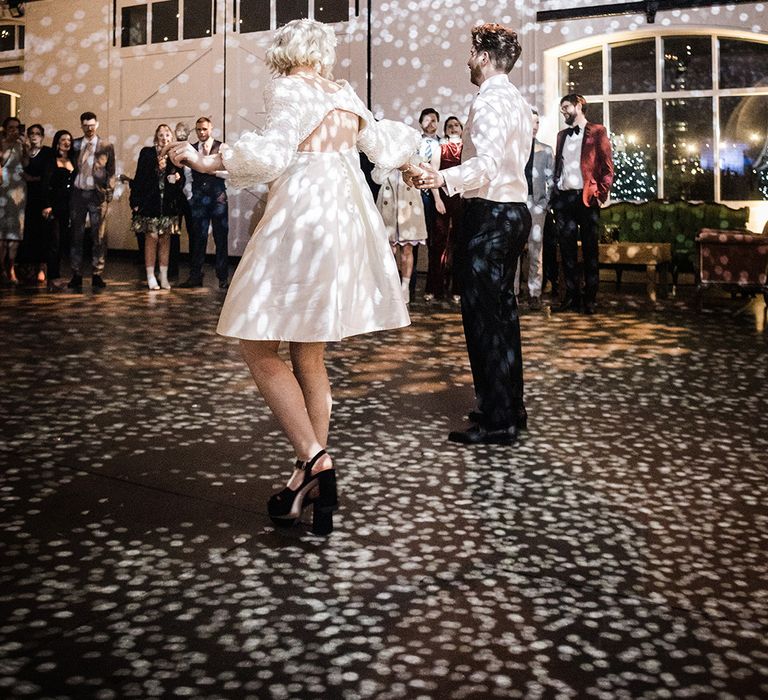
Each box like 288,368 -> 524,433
471,23 -> 522,73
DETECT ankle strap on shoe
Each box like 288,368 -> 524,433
305,449 -> 327,471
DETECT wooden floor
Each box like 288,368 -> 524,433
1,259 -> 767,699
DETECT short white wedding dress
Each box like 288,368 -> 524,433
217,74 -> 420,342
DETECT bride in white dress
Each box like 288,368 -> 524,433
167,19 -> 424,536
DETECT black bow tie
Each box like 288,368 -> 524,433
567,125 -> 581,137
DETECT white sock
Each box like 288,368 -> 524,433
401,276 -> 410,291
401,277 -> 410,304
159,266 -> 170,289
146,267 -> 159,289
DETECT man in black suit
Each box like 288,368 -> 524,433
67,111 -> 115,290
180,116 -> 230,289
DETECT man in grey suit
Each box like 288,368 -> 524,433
68,111 -> 116,290
518,108 -> 554,309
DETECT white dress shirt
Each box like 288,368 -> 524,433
558,127 -> 585,191
441,74 -> 532,202
75,136 -> 98,190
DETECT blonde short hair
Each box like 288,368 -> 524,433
265,19 -> 337,78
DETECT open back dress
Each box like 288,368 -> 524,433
217,74 -> 421,342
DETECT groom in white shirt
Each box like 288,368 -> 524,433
417,23 -> 532,445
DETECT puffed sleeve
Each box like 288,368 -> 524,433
220,80 -> 301,190
357,111 -> 421,172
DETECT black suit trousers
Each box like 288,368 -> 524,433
552,189 -> 600,304
457,199 -> 531,429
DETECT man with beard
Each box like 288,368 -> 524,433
416,23 -> 532,445
551,94 -> 613,315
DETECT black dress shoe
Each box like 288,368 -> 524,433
582,302 -> 596,315
92,274 -> 107,289
218,280 -> 230,290
179,278 -> 203,288
67,275 -> 83,290
552,298 -> 581,313
448,423 -> 518,445
468,408 -> 528,431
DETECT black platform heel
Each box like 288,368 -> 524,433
267,459 -> 314,528
305,450 -> 338,536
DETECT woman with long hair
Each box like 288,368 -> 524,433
166,19 -> 423,535
42,129 -> 75,289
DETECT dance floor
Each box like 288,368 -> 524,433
1,261 -> 767,698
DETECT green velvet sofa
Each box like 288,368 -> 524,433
599,200 -> 751,282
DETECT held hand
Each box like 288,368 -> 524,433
415,162 -> 445,191
402,165 -> 425,188
435,198 -> 446,215
163,141 -> 200,170
42,207 -> 53,220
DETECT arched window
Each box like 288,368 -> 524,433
559,32 -> 768,203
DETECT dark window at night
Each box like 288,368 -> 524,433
564,50 -> 602,96
719,37 -> 768,89
610,100 -> 658,201
121,5 -> 148,47
0,25 -> 14,52
719,94 -> 768,200
610,40 -> 655,94
276,0 -> 308,27
239,0 -> 270,33
663,97 -> 715,201
152,0 -> 179,43
184,0 -> 213,39
663,36 -> 712,91
315,0 -> 348,24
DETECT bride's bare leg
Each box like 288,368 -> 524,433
290,342 -> 332,461
240,340 -> 324,466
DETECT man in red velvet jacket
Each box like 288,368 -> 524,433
551,94 -> 613,314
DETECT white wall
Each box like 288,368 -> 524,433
4,0 -> 768,249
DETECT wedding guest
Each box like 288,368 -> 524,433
516,109 -> 554,310
426,116 -> 464,303
166,18 -> 423,535
21,124 -> 54,284
551,94 -> 614,315
42,130 -> 75,289
375,168 -> 428,305
130,124 -> 185,290
179,117 -> 229,289
0,116 -> 27,285
68,111 -> 116,290
414,107 -> 440,299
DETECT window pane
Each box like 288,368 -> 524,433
586,101 -> 603,126
184,0 -> 212,39
239,0 -> 270,33
663,37 -> 712,91
18,25 -> 23,50
610,40 -> 655,94
719,38 -> 768,89
610,100 -> 658,201
0,25 -> 14,52
720,95 -> 768,201
663,97 -> 714,201
277,0 -> 308,27
563,50 -> 602,96
152,0 -> 179,43
315,0 -> 348,23
121,5 -> 147,47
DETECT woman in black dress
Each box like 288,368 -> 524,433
22,124 -> 55,284
130,124 -> 184,290
42,130 -> 75,289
